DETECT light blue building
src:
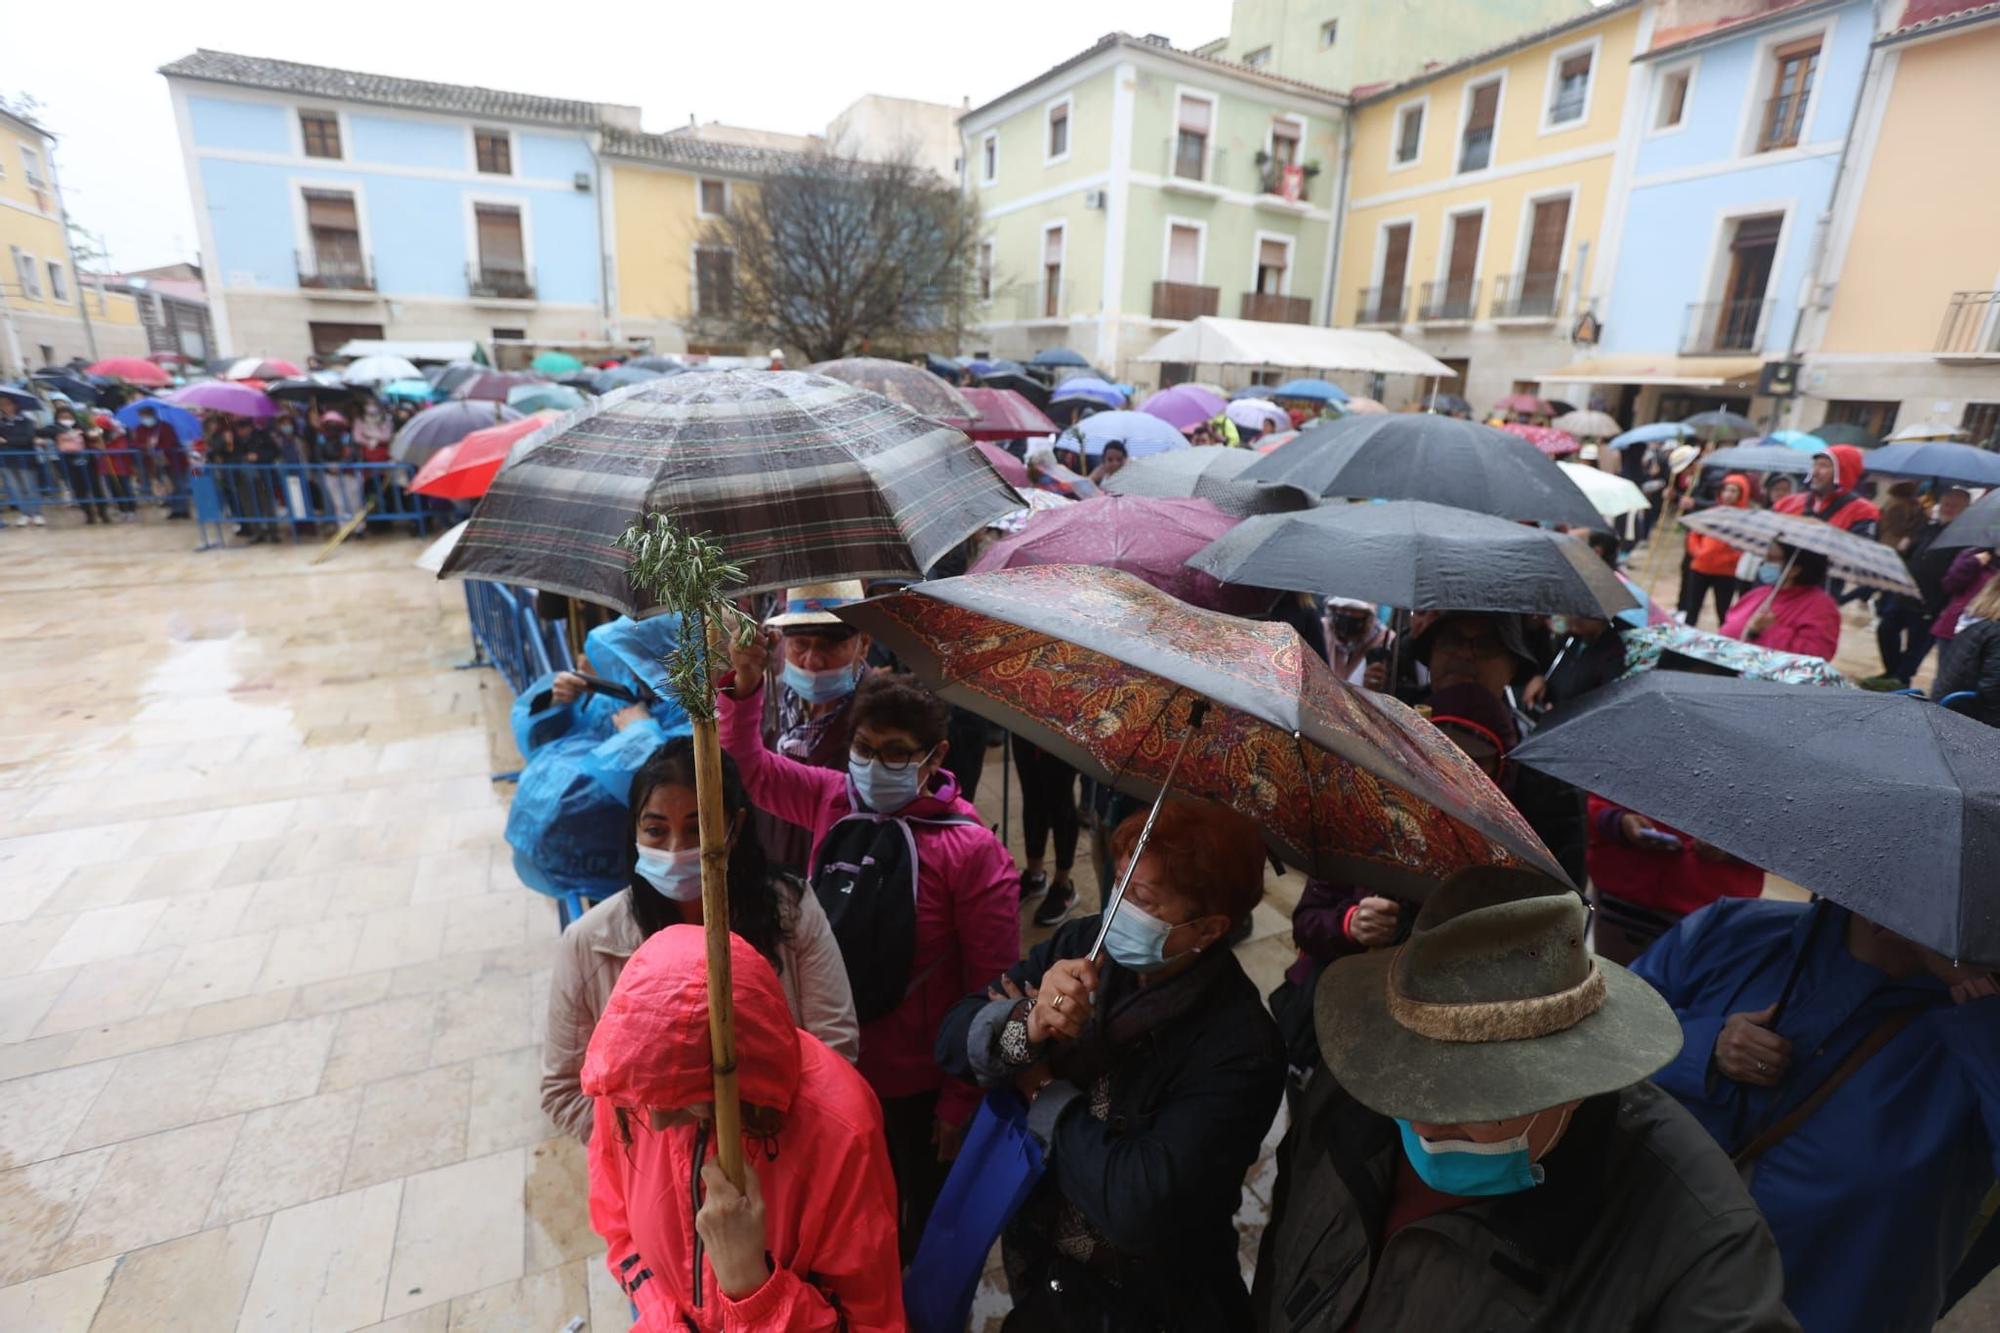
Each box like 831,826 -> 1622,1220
162,50 -> 637,363
1549,0 -> 1877,423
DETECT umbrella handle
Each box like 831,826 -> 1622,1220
1086,699 -> 1210,966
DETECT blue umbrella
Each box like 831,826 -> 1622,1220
1048,376 -> 1126,409
1863,441 -> 2000,489
592,365 -> 665,395
112,397 -> 201,442
1029,347 -> 1093,369
1271,377 -> 1349,404
382,378 -> 437,402
32,372 -> 97,404
968,358 -> 1024,378
1763,429 -> 1826,452
1,385 -> 43,413
508,383 -> 588,414
1062,410 -> 1188,459
1608,422 -> 1694,450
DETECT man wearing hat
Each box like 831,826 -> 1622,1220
1253,869 -> 1794,1330
758,581 -> 873,875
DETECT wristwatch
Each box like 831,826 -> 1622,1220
998,999 -> 1037,1067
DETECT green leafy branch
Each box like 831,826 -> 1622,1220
616,513 -> 757,723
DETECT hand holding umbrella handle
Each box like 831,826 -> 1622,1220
1087,698 -> 1211,966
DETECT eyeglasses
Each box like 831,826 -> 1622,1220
850,739 -> 935,771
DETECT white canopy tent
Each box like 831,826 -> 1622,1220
1134,317 -> 1458,378
333,339 -> 488,366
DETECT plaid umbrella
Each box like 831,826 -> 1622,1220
959,387 -> 1057,442
1679,506 -> 1919,595
1501,422 -> 1580,457
808,357 -> 974,423
970,494 -> 1271,615
439,370 -> 1021,610
837,565 -> 1565,896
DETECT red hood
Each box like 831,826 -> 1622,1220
1721,473 -> 1754,508
581,924 -> 801,1115
1828,444 -> 1865,492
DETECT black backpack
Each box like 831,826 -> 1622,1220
811,810 -> 976,1024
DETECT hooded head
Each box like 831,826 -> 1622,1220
1720,472 -> 1753,509
1826,444 -> 1865,494
582,614 -> 685,700
581,925 -> 801,1118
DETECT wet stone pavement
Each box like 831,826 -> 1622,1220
0,519 -> 1988,1330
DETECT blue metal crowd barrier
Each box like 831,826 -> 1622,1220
1,446 -> 192,522
461,579 -> 576,696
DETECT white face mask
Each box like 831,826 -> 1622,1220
634,842 -> 703,901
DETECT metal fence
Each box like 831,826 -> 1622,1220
461,579 -> 576,695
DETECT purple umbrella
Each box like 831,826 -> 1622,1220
1140,384 -> 1229,433
165,381 -> 277,419
969,494 -> 1272,615
392,400 -> 525,468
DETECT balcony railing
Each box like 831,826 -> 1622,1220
296,248 -> 376,292
1755,93 -> 1808,153
1490,271 -> 1566,320
1256,163 -> 1313,204
1240,291 -> 1311,324
1457,129 -> 1493,174
1681,298 -> 1775,354
1418,277 -> 1481,323
1152,280 -> 1219,321
1936,291 -> 2000,357
1354,286 -> 1407,326
468,262 -> 536,301
1161,138 -> 1226,187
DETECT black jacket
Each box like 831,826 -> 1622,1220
937,915 -> 1285,1332
1935,618 -> 2000,726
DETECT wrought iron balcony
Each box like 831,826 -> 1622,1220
1490,271 -> 1566,321
468,263 -> 536,301
1161,138 -> 1226,189
296,249 -> 376,293
1681,298 -> 1775,354
1353,286 -> 1407,326
1418,278 -> 1481,324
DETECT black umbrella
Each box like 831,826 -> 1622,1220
924,354 -> 966,384
1681,409 -> 1758,442
1809,422 -> 1880,448
1239,413 -> 1605,529
1701,444 -> 1817,476
627,356 -> 686,374
1189,500 -> 1637,617
1512,672 -> 2000,963
1935,488 -> 2000,552
1431,392 -> 1473,416
31,372 -> 97,404
266,376 -> 358,403
1102,445 -> 1314,517
977,370 -> 1051,411
1029,347 -> 1093,369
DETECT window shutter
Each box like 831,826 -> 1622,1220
1559,53 -> 1592,82
304,190 -> 358,230
1467,82 -> 1500,133
1044,228 -> 1065,265
476,206 -> 525,266
1167,226 -> 1201,284
1178,98 -> 1211,134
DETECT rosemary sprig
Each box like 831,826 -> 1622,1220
616,513 -> 757,723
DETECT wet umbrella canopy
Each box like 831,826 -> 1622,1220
1701,444 -> 1820,477
970,494 -> 1271,615
390,399 -> 523,467
1188,500 -> 1636,618
808,356 -> 974,423
1102,445 -> 1314,517
1861,441 -> 2000,489
1681,409 -> 1759,442
1512,673 -> 2000,963
1679,507 -> 1919,595
1935,488 -> 2000,551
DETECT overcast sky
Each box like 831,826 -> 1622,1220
4,0 -> 1231,272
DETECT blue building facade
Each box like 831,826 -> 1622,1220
163,51 -> 628,363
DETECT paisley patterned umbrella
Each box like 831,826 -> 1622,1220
838,564 -> 1566,896
809,356 -> 974,423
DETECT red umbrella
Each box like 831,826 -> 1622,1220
959,386 -> 1058,442
1501,423 -> 1581,457
1493,392 -> 1552,418
147,351 -> 195,367
409,412 -> 552,499
970,494 -> 1270,615
226,358 -> 301,380
87,357 -> 170,386
975,442 -> 1030,489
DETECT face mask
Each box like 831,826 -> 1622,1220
139,415 -> 157,426
633,842 -> 703,901
57,418 -> 75,428
1755,561 -> 1783,585
1396,1116 -> 1547,1196
1102,900 -> 1188,974
849,747 -> 933,813
782,660 -> 858,706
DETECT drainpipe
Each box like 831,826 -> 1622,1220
1319,104 -> 1354,328
1783,0 -> 1885,426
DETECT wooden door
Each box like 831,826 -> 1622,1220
1521,197 -> 1570,313
1379,223 -> 1411,318
1445,212 -> 1482,314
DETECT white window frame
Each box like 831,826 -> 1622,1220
1455,71 -> 1508,176
1649,60 -> 1699,138
1507,186 -> 1579,312
292,106 -> 349,162
1161,215 -> 1208,288
1734,21 -> 1833,158
1320,19 -> 1339,49
1388,95 -> 1429,173
1039,219 -> 1067,314
1433,201 -> 1491,302
1242,46 -> 1272,68
979,131 -> 998,186
464,193 -> 534,286
1264,113 -> 1309,169
1250,229 -> 1296,297
1043,94 -> 1073,167
469,125 -> 518,177
1171,88 -> 1218,183
1538,34 -> 1603,135
696,177 -> 731,218
292,177 -> 375,286
46,259 -> 68,302
15,246 -> 43,299
1370,214 -> 1419,300
977,238 -> 995,302
18,142 -> 44,188
691,243 -> 735,315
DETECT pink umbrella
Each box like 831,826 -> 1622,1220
960,387 -> 1058,442
1494,392 -> 1552,418
87,357 -> 170,387
165,381 -> 277,419
970,494 -> 1271,614
1501,423 -> 1580,457
225,358 -> 302,381
975,442 -> 1030,489
1139,384 -> 1228,433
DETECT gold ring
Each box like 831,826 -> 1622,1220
1051,994 -> 1067,1012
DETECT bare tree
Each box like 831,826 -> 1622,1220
693,149 -> 982,363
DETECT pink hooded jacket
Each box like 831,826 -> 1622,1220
719,676 -> 1020,1125
584,927 -> 904,1330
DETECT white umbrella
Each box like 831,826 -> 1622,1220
414,519 -> 468,574
1884,421 -> 1969,444
343,355 -> 424,387
1225,397 -> 1290,432
1552,408 -> 1623,440
1557,462 -> 1648,518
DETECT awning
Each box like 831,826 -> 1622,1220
1536,354 -> 1762,389
1136,317 -> 1458,378
334,339 -> 489,366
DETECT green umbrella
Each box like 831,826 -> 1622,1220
530,350 -> 584,375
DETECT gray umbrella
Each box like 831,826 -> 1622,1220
1513,672 -> 2000,963
391,400 -> 523,468
1936,488 -> 2000,551
1701,444 -> 1818,476
1240,413 -> 1606,529
1103,445 -> 1314,517
1189,500 -> 1637,618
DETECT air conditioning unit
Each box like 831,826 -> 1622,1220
1084,189 -> 1107,210
574,172 -> 593,193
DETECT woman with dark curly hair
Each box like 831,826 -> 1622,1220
541,737 -> 858,1142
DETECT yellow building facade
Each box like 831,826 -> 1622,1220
1333,0 -> 1644,411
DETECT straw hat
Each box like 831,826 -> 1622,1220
1668,444 -> 1701,476
1315,867 -> 1682,1123
764,581 -> 866,630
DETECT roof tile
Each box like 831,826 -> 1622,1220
159,48 -> 613,128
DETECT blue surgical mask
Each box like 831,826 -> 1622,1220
848,747 -> 933,813
1103,900 -> 1182,974
633,842 -> 703,901
1755,560 -> 1783,585
1395,1111 -> 1560,1197
782,660 -> 859,706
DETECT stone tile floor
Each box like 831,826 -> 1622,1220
0,518 -> 1988,1330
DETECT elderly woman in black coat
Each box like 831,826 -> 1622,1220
936,798 -> 1284,1332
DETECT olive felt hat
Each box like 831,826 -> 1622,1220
1316,867 -> 1682,1123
